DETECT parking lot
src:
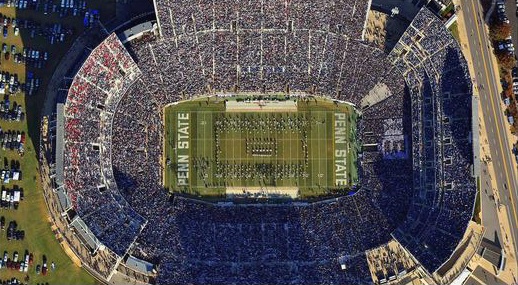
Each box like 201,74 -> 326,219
0,0 -> 114,283
494,1 -> 515,54
504,0 -> 518,53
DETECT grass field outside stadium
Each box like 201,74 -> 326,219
164,95 -> 360,200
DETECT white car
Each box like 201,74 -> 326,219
14,27 -> 18,36
3,171 -> 9,184
24,254 -> 29,272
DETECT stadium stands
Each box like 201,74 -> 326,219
62,34 -> 146,258
388,8 -> 476,273
50,2 -> 476,284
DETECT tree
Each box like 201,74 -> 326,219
508,103 -> 518,117
503,86 -> 513,99
496,52 -> 517,70
489,22 -> 512,41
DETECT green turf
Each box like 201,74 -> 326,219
164,96 -> 359,199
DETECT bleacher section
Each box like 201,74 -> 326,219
388,8 -> 476,273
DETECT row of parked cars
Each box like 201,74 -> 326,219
497,1 -> 511,23
0,250 -> 32,273
0,0 -> 30,9
0,72 -> 21,95
512,67 -> 518,96
0,169 -> 21,185
6,220 -> 24,241
35,22 -> 73,44
0,1 -> 58,282
0,186 -> 23,210
0,129 -> 25,154
0,12 -> 73,44
0,100 -> 24,122
0,15 -> 18,38
0,248 -> 53,277
25,72 -> 40,96
496,1 -> 516,54
2,43 -> 49,68
0,278 -> 22,285
4,0 -> 89,18
0,73 -> 40,96
0,0 -> 85,13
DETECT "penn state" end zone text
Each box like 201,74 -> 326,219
335,113 -> 348,186
177,113 -> 189,186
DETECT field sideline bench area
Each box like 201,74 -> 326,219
225,100 -> 298,112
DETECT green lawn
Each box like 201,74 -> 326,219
0,1 -> 115,284
448,21 -> 460,42
0,146 -> 97,284
441,2 -> 455,18
164,96 -> 359,199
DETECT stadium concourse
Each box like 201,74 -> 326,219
40,1 -> 477,284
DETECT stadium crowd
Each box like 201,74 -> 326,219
53,2 -> 476,284
389,8 -> 476,272
154,0 -> 369,40
62,34 -> 146,260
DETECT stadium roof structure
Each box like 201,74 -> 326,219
55,103 -> 65,186
478,238 -> 504,270
118,21 -> 155,43
46,1 -> 477,284
125,255 -> 155,275
70,217 -> 101,254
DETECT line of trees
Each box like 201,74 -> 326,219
488,18 -> 518,133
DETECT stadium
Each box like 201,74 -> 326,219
40,0 -> 478,284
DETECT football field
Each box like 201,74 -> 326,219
164,96 -> 359,199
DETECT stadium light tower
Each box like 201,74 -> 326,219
391,7 -> 400,17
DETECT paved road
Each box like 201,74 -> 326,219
460,0 -> 518,265
480,163 -> 504,244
